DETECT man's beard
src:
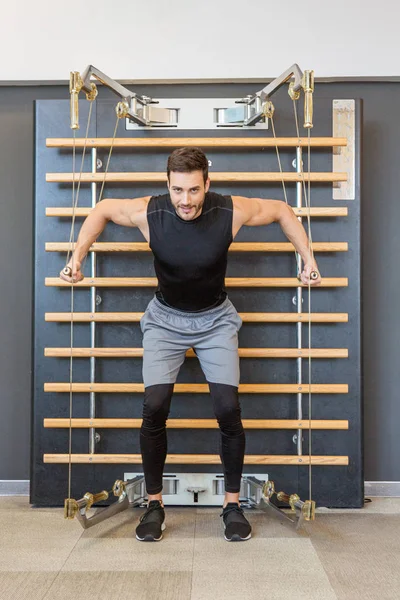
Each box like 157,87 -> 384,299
176,199 -> 204,219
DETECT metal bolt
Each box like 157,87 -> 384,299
96,295 -> 102,306
96,158 -> 103,169
208,160 -> 212,167
95,433 -> 101,444
292,157 -> 304,169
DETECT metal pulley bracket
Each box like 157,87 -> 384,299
71,63 -> 313,129
64,475 -> 146,530
243,476 -> 315,529
71,65 -> 176,128
229,63 -> 304,126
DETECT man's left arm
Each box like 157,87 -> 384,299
232,196 -> 321,286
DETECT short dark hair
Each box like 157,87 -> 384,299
167,147 -> 209,183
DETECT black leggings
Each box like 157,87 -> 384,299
140,382 -> 246,494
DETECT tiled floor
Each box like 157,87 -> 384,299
0,496 -> 399,600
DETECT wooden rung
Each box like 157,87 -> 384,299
46,206 -> 349,218
46,137 -> 348,149
44,418 -> 349,430
44,312 -> 348,324
46,241 -> 348,253
44,347 -> 348,358
44,383 -> 348,394
45,277 -> 348,288
43,453 -> 349,466
44,347 -> 348,359
46,172 -> 347,183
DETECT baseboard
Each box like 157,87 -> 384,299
364,481 -> 400,497
0,480 -> 30,496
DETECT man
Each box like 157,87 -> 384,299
61,147 -> 321,542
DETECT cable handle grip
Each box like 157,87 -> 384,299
304,89 -> 313,129
303,70 -> 314,129
69,72 -> 83,130
70,91 -> 79,130
297,270 -> 319,282
61,266 -> 84,282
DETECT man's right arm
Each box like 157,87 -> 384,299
60,197 -> 150,282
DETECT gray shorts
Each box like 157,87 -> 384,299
140,296 -> 243,388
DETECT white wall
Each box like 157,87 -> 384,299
0,0 -> 396,81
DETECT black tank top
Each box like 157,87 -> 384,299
147,191 -> 233,311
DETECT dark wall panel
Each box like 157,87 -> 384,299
32,93 -> 361,507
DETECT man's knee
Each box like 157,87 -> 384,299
209,382 -> 243,433
141,384 -> 174,434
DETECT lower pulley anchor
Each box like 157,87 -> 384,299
64,475 -> 146,529
242,477 -> 315,529
262,480 -> 315,528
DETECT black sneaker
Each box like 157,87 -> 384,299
220,502 -> 252,541
135,500 -> 166,541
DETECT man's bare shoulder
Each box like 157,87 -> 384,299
231,195 -> 284,229
231,195 -> 255,213
231,195 -> 255,221
231,195 -> 248,208
129,196 -> 151,225
134,195 -> 151,210
100,196 -> 151,228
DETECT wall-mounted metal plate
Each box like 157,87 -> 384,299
332,99 -> 355,200
124,472 -> 269,505
125,98 -> 269,130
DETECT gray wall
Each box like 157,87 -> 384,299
0,82 -> 398,483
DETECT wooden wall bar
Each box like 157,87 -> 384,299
44,383 -> 348,393
43,453 -> 349,466
44,418 -> 349,430
46,137 -> 348,149
44,312 -> 348,323
46,241 -> 348,253
45,277 -> 349,288
45,207 -> 349,218
46,171 -> 347,183
44,347 -> 348,358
